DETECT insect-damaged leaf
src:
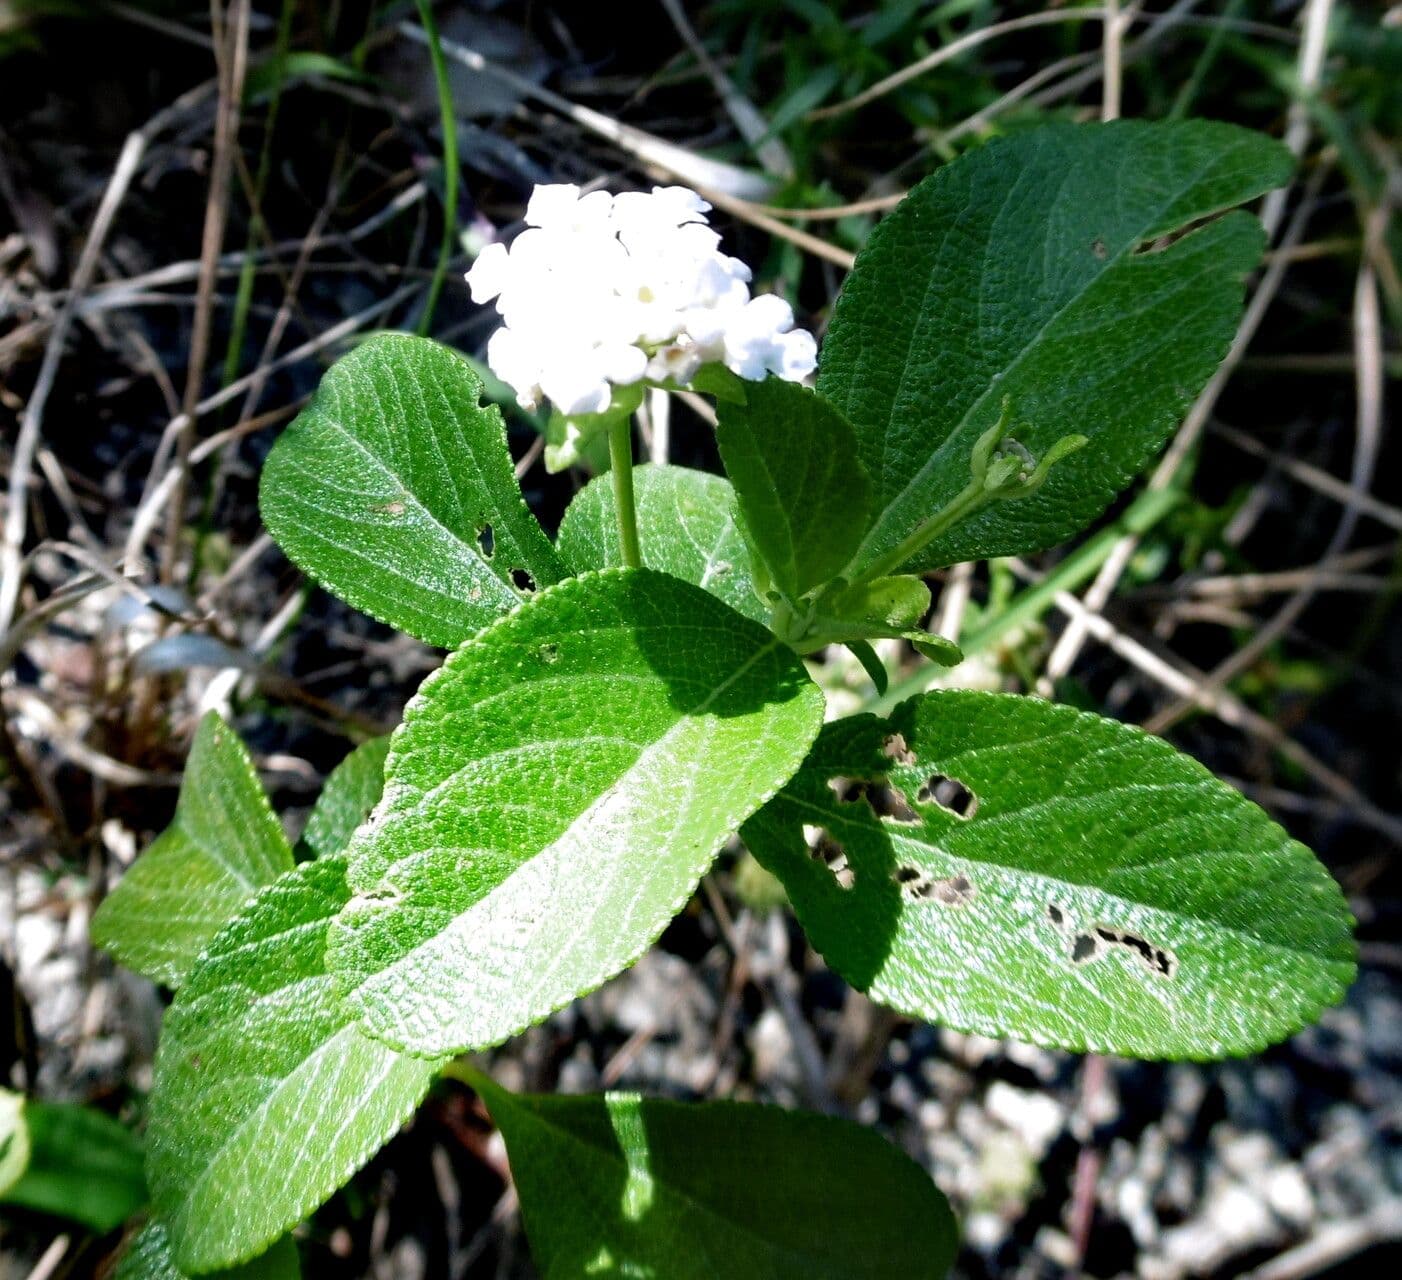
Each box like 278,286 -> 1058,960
469,1074 -> 957,1280
299,735 -> 391,860
329,568 -> 823,1056
148,859 -> 442,1273
259,333 -> 563,648
92,713 -> 294,988
742,692 -> 1355,1059
556,463 -> 766,624
817,120 -> 1293,576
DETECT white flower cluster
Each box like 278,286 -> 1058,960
466,184 -> 817,417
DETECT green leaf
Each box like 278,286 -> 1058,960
556,463 -> 766,623
329,568 -> 823,1056
92,713 -> 294,988
116,1222 -> 299,1280
300,736 -> 391,860
0,1089 -> 27,1196
259,333 -> 564,648
148,859 -> 442,1272
743,691 -> 1356,1059
818,120 -> 1293,575
470,1075 -> 957,1280
715,378 -> 871,603
0,1097 -> 145,1233
798,575 -> 937,652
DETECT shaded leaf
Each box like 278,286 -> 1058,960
715,379 -> 871,603
330,568 -> 823,1056
818,120 -> 1292,575
471,1074 -> 957,1280
743,691 -> 1355,1058
148,859 -> 442,1272
300,736 -> 391,860
556,464 -> 765,623
92,713 -> 294,988
0,1097 -> 145,1233
260,333 -> 563,648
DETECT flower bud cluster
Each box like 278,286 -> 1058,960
466,184 -> 816,416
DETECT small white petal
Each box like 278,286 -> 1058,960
464,242 -> 510,303
596,342 -> 648,385
649,185 -> 711,222
774,328 -> 818,381
540,351 -> 613,417
524,183 -> 582,227
739,293 -> 795,335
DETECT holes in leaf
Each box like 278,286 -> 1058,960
1095,926 -> 1178,979
881,732 -> 916,765
1091,236 -> 1108,260
511,568 -> 537,593
476,524 -> 495,558
893,867 -> 976,907
372,499 -> 406,517
915,774 -> 977,819
538,642 -> 560,664
828,776 -> 919,825
804,824 -> 854,890
1046,902 -> 1177,979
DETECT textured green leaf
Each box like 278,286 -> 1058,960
715,379 -> 871,603
148,859 -> 442,1272
259,333 -> 563,648
300,736 -> 391,860
330,568 -> 823,1056
116,1222 -> 299,1280
556,463 -> 765,623
743,691 -> 1356,1059
472,1076 -> 957,1280
92,713 -> 294,988
818,120 -> 1293,575
0,1098 -> 145,1232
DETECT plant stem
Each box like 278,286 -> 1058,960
866,485 -> 1179,714
220,0 -> 294,392
609,415 -> 642,569
853,476 -> 989,587
415,0 -> 458,336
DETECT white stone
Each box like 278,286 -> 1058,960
985,1080 -> 1066,1157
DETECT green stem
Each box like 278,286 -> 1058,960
866,486 -> 1180,715
853,476 -> 989,587
220,0 -> 295,392
415,0 -> 458,336
609,416 -> 642,569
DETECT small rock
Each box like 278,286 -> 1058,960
985,1081 -> 1066,1158
1265,1163 -> 1314,1227
750,1008 -> 796,1085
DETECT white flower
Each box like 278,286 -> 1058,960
465,183 -> 816,417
